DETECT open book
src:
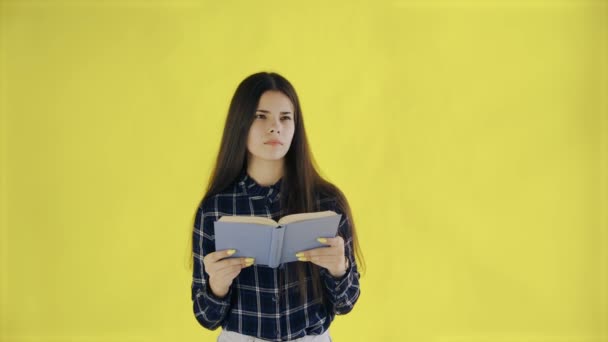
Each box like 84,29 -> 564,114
214,211 -> 342,268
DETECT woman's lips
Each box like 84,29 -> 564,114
265,142 -> 282,146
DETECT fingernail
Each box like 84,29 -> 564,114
245,258 -> 255,263
295,252 -> 304,257
298,257 -> 308,261
227,249 -> 236,255
317,238 -> 327,243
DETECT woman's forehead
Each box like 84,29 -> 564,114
257,91 -> 294,112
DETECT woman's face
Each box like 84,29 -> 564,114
247,90 -> 295,163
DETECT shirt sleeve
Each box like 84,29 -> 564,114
191,200 -> 233,330
318,202 -> 361,315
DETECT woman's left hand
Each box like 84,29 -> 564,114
296,236 -> 348,278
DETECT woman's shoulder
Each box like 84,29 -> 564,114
198,180 -> 244,213
315,180 -> 349,213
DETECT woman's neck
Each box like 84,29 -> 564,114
247,157 -> 284,186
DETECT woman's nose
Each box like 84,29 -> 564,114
268,118 -> 282,132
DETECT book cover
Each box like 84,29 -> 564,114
214,211 -> 342,268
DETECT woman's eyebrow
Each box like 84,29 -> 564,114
256,109 -> 292,114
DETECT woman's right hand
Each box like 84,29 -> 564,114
204,249 -> 254,298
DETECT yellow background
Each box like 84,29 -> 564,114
1,0 -> 607,341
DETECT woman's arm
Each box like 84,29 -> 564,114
318,209 -> 361,315
191,203 -> 233,330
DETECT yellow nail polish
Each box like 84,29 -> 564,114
245,258 -> 255,263
317,238 -> 327,243
298,257 -> 308,261
227,249 -> 236,255
295,252 -> 303,258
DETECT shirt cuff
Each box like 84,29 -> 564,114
320,262 -> 354,297
200,283 -> 232,309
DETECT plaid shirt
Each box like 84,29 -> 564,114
191,169 -> 361,341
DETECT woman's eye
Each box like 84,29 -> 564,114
255,114 -> 291,120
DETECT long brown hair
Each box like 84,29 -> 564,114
188,71 -> 365,305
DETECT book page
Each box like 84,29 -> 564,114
277,210 -> 337,225
218,215 -> 278,227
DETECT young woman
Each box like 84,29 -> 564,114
190,71 -> 364,342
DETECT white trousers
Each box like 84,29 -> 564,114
217,329 -> 332,342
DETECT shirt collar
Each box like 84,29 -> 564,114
237,169 -> 282,203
